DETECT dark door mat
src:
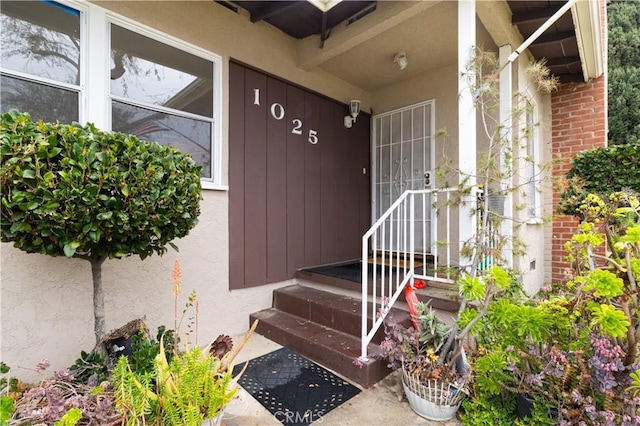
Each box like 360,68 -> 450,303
303,261 -> 423,283
304,261 -> 365,282
233,347 -> 361,425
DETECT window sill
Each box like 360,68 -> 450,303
526,217 -> 543,225
201,180 -> 229,191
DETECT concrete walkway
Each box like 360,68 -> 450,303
222,333 -> 462,426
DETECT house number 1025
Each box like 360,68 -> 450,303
254,88 -> 319,144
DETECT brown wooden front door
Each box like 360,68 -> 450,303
229,61 -> 371,289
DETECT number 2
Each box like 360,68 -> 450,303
292,119 -> 302,135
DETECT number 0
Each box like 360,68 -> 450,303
270,103 -> 285,120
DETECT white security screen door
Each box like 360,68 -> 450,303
373,100 -> 435,252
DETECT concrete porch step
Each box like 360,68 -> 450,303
250,307 -> 390,388
272,284 -> 411,344
296,264 -> 461,313
250,284 -> 416,388
249,281 -> 459,388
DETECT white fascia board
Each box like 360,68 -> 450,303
571,0 -> 604,81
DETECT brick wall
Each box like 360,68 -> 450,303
551,78 -> 607,284
550,0 -> 608,284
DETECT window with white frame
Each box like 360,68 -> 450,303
0,1 -> 81,123
0,0 -> 221,185
523,99 -> 540,220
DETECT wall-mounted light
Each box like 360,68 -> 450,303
344,99 -> 361,128
394,51 -> 408,70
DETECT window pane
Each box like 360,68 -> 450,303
110,25 -> 213,118
0,75 -> 78,123
1,1 -> 80,85
112,101 -> 211,178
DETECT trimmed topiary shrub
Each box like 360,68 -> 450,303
558,143 -> 640,217
0,110 -> 202,343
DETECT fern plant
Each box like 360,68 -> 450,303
112,321 -> 258,426
112,356 -> 158,425
158,345 -> 237,425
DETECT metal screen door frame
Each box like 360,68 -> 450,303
371,100 -> 436,253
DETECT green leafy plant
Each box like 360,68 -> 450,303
468,189 -> 640,424
54,407 -> 82,426
0,362 -> 19,426
558,144 -> 640,218
0,396 -> 14,426
113,321 -> 258,426
69,350 -> 108,386
128,326 -> 176,377
376,265 -> 512,388
627,370 -> 640,397
460,391 -> 516,425
416,301 -> 451,353
8,261 -> 255,425
0,110 -> 202,345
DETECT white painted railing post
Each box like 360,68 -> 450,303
361,223 -> 369,361
409,193 -> 415,286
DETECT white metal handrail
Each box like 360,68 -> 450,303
360,188 -> 459,361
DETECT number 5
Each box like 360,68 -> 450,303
308,129 -> 318,145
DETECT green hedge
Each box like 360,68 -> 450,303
558,143 -> 640,216
0,110 -> 202,260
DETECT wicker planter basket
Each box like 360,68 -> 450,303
401,354 -> 470,421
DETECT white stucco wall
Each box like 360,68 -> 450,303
512,56 -> 554,295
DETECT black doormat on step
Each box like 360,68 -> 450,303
233,347 -> 361,425
304,261 -> 378,283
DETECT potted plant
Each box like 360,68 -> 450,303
376,265 -> 512,420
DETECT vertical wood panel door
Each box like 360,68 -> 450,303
265,78 -> 288,282
229,61 -> 370,289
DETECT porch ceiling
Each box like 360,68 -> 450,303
220,0 -> 586,89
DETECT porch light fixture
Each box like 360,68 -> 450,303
308,0 -> 343,12
394,52 -> 408,70
344,100 -> 361,129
